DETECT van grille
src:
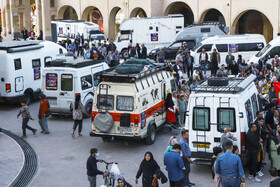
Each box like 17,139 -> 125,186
120,113 -> 130,127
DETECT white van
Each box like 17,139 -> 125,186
42,59 -> 109,115
185,75 -> 259,164
190,34 -> 266,68
90,61 -> 176,144
0,41 -> 66,104
249,36 -> 280,64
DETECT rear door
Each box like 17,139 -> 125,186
59,73 -> 75,113
45,72 -> 59,112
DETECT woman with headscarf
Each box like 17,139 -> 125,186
136,152 -> 160,187
70,94 -> 88,137
270,125 -> 280,176
117,177 -> 132,187
165,93 -> 176,124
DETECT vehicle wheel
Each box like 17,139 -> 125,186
121,49 -> 129,59
145,125 -> 156,145
85,102 -> 92,117
102,136 -> 113,142
24,92 -> 32,105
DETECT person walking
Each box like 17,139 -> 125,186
247,123 -> 262,183
164,144 -> 184,187
179,130 -> 195,187
199,48 -> 208,75
215,142 -> 245,187
135,152 -> 160,187
87,148 -> 107,187
17,100 -> 37,138
210,49 -> 220,76
38,93 -> 50,134
21,27 -> 28,40
70,94 -> 88,137
185,51 -> 194,78
141,44 -> 147,59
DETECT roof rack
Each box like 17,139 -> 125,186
193,74 -> 256,93
45,59 -> 105,68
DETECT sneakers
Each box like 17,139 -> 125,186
71,131 -> 74,137
252,176 -> 262,183
33,129 -> 37,135
21,135 -> 27,138
258,171 -> 264,177
248,175 -> 253,180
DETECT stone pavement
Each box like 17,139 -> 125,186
0,132 -> 24,187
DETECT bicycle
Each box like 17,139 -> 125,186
98,159 -> 119,187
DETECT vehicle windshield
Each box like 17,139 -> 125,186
191,42 -> 202,52
256,44 -> 271,57
91,35 -> 106,41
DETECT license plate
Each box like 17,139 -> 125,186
48,99 -> 57,105
193,143 -> 210,148
118,127 -> 132,132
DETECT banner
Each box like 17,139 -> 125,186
273,82 -> 280,106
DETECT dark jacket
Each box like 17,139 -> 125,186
141,46 -> 147,59
270,177 -> 280,187
265,110 -> 275,130
228,63 -> 239,75
199,52 -> 208,63
185,55 -> 194,67
246,131 -> 261,152
86,156 -> 103,177
225,55 -> 235,65
108,43 -> 117,52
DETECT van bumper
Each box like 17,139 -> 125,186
89,132 -> 146,140
0,95 -> 26,103
190,151 -> 212,165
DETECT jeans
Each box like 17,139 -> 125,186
39,117 -> 49,133
88,175 -> 96,187
182,158 -> 190,186
187,66 -> 193,78
170,178 -> 183,187
179,112 -> 185,125
200,60 -> 207,75
22,118 -> 35,136
158,58 -> 164,63
73,120 -> 83,133
77,46 -> 83,56
247,151 -> 258,177
221,177 -> 241,187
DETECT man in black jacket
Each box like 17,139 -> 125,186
87,148 -> 107,187
269,167 -> 280,187
247,123 -> 262,183
266,103 -> 276,131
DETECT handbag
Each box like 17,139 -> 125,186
152,175 -> 158,187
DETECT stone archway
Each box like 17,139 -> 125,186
108,7 -> 124,39
58,5 -> 78,20
164,1 -> 194,26
130,7 -> 147,18
200,9 -> 226,25
232,10 -> 273,42
82,6 -> 104,31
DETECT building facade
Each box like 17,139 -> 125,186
0,0 -> 279,42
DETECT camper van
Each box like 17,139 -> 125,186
51,19 -> 105,43
42,59 -> 109,115
90,60 -> 176,144
190,34 -> 266,68
185,75 -> 259,164
0,41 -> 67,104
249,36 -> 280,64
115,14 -> 184,58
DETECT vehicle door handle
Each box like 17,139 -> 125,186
60,92 -> 67,96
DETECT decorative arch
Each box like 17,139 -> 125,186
108,6 -> 124,39
232,9 -> 273,42
199,8 -> 226,25
164,1 -> 194,26
130,7 -> 147,18
82,6 -> 104,31
58,5 -> 78,20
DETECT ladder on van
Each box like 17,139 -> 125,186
98,84 -> 110,113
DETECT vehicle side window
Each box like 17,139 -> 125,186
46,73 -> 58,90
81,75 -> 92,90
267,46 -> 280,58
14,58 -> 22,70
245,99 -> 253,124
217,108 -> 236,132
117,96 -> 134,111
186,40 -> 196,49
238,43 -> 264,52
119,34 -> 129,42
197,44 -> 213,53
32,59 -> 41,68
216,44 -> 228,52
251,94 -> 258,119
61,74 -> 73,91
193,107 -> 210,131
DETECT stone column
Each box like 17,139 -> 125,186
41,0 -> 52,40
35,0 -> 41,36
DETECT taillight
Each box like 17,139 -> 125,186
134,116 -> 139,127
75,93 -> 80,96
92,112 -> 96,122
241,132 -> 246,154
6,83 -> 11,93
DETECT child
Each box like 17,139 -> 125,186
17,100 -> 37,138
261,84 -> 269,95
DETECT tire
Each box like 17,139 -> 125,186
85,102 -> 92,117
208,77 -> 229,86
145,125 -> 156,145
24,92 -> 32,105
102,136 -> 113,142
121,49 -> 129,59
94,113 -> 114,132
